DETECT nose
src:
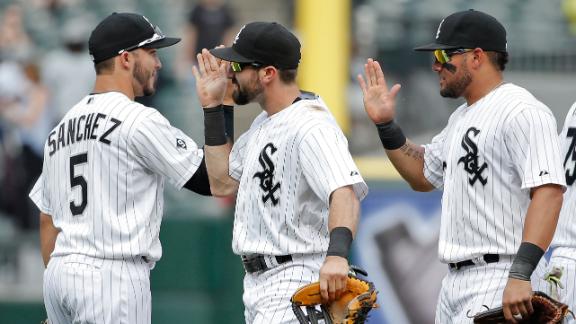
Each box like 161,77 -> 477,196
156,56 -> 162,70
432,60 -> 443,72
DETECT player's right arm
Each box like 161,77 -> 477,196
39,212 -> 59,268
192,48 -> 239,196
357,58 -> 434,192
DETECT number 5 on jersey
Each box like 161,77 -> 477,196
70,153 -> 88,216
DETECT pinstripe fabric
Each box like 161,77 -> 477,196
229,97 -> 368,256
546,101 -> 576,323
553,101 -> 576,248
229,96 -> 368,323
423,83 -> 565,263
43,255 -> 151,324
30,92 -> 202,323
243,253 -> 324,324
434,258 -> 548,323
29,91 -> 202,262
422,83 -> 565,323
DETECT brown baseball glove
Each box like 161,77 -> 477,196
291,267 -> 378,324
472,291 -> 572,323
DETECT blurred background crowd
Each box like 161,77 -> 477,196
1,0 -> 576,323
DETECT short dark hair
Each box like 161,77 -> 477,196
487,51 -> 508,71
94,57 -> 115,74
278,69 -> 297,83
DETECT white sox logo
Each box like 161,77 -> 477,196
233,25 -> 246,44
253,143 -> 281,205
435,18 -> 445,39
457,127 -> 488,186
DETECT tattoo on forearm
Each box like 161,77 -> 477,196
400,143 -> 424,160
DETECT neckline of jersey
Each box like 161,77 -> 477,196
466,81 -> 508,110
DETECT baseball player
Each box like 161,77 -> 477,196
192,22 -> 368,323
547,101 -> 576,322
358,10 -> 565,323
29,13 -> 217,324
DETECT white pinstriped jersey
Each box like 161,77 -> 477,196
29,92 -> 203,262
553,101 -> 576,248
230,96 -> 368,256
423,83 -> 565,263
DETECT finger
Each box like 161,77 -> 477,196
191,65 -> 200,80
332,277 -> 342,300
320,278 -> 329,303
337,277 -> 348,299
363,62 -> 372,87
219,60 -> 228,74
357,74 -> 367,97
196,53 -> 206,75
373,60 -> 388,89
206,49 -> 220,71
201,49 -> 212,73
368,59 -> 378,86
516,301 -> 529,319
525,297 -> 534,315
389,84 -> 402,100
503,304 -> 515,323
509,305 -> 521,324
328,278 -> 336,301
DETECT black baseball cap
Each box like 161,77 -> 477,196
210,22 -> 301,69
414,9 -> 507,52
89,12 -> 181,64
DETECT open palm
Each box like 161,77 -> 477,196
192,48 -> 228,108
357,58 -> 401,124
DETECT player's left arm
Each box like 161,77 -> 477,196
320,185 -> 360,302
524,184 -> 564,254
502,107 -> 566,323
39,212 -> 59,268
298,119 -> 368,303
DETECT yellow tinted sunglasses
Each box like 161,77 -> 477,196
230,61 -> 263,72
434,49 -> 473,64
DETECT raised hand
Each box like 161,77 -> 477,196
192,48 -> 228,108
357,58 -> 402,124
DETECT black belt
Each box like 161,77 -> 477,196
448,254 -> 500,270
241,254 -> 292,273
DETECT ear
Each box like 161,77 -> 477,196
469,48 -> 483,69
117,52 -> 133,70
259,66 -> 277,84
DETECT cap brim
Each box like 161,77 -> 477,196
209,47 -> 253,63
413,42 -> 461,51
142,37 -> 181,49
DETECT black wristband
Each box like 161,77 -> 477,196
204,105 -> 227,146
223,105 -> 234,143
326,227 -> 353,259
508,242 -> 545,281
376,120 -> 407,150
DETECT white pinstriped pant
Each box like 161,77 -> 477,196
242,253 -> 324,324
548,247 -> 576,324
43,254 -> 151,324
435,256 -> 548,324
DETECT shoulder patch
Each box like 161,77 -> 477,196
176,138 -> 187,150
